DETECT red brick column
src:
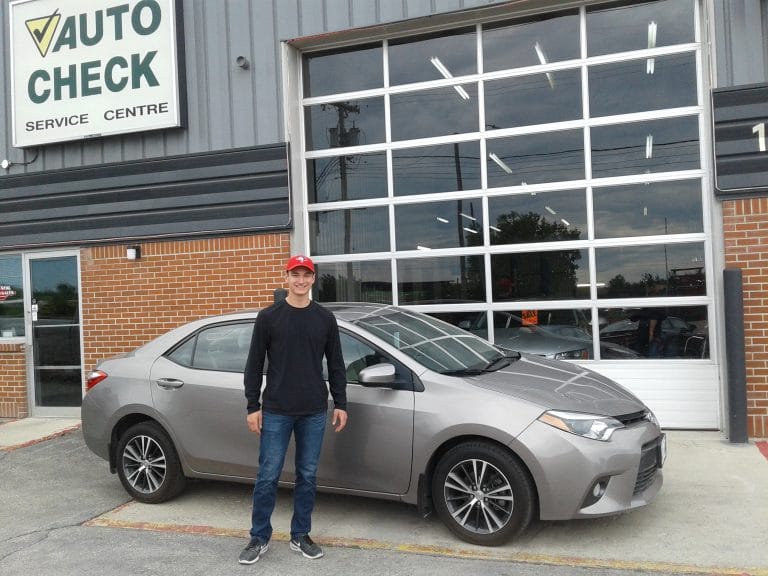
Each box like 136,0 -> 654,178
723,198 -> 768,438
0,343 -> 28,418
80,233 -> 290,374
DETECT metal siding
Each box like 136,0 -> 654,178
300,0 -> 327,36
714,0 -> 768,87
405,0 -> 434,19
230,0 -> 258,149
327,0 -> 353,30
0,146 -> 290,249
350,0 -> 380,26
252,0 -> 281,144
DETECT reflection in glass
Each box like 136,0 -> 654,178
310,207 -> 390,255
390,84 -> 478,141
392,142 -> 480,197
303,44 -> 383,97
308,153 -> 387,203
589,53 -> 697,118
34,326 -> 81,366
591,116 -> 699,178
397,256 -> 485,304
484,69 -> 582,129
396,198 -> 483,250
599,305 -> 709,359
35,368 -> 82,407
587,0 -> 695,57
596,243 -> 706,298
489,190 -> 587,244
593,180 -> 703,238
305,98 -> 385,151
492,250 -> 588,301
487,130 -> 584,187
0,255 -> 24,338
316,260 -> 392,304
389,28 -> 477,86
31,259 -> 78,323
483,10 -> 580,72
429,311 -> 487,333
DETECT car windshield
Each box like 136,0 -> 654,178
351,308 -> 502,374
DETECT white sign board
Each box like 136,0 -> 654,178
9,0 -> 185,147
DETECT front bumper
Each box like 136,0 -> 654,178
510,419 -> 664,520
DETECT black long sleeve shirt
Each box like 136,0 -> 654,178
243,299 -> 347,415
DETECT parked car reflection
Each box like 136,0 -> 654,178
600,311 -> 708,359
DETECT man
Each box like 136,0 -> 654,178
239,254 -> 347,564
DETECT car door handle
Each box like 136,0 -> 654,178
155,378 -> 185,389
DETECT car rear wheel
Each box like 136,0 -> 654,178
116,422 -> 186,503
432,441 -> 535,546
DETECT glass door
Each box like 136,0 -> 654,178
24,252 -> 83,416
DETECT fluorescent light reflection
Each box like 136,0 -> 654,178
436,217 -> 450,223
489,152 -> 514,174
534,42 -> 556,89
430,56 -> 470,100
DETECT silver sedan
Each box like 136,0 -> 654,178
81,303 -> 664,546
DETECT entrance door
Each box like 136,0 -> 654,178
24,253 -> 83,416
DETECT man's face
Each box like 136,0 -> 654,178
286,267 -> 315,297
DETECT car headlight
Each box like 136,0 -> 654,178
645,409 -> 660,428
553,348 -> 590,360
538,410 -> 624,441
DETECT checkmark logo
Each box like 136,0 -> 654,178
25,8 -> 61,58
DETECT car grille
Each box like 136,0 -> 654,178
634,436 -> 662,495
615,410 -> 648,426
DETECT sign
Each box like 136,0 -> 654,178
712,83 -> 768,196
0,286 -> 18,301
9,0 -> 185,147
521,310 -> 538,326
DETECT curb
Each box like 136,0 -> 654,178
0,424 -> 82,452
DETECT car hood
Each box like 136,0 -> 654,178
468,353 -> 646,417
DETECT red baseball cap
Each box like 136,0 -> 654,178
285,254 -> 315,273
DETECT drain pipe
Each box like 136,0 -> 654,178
724,268 -> 748,443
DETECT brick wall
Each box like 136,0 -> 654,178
723,198 -> 768,438
80,233 -> 291,374
0,343 -> 28,418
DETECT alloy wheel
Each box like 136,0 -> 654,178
122,434 -> 167,494
443,458 -> 515,534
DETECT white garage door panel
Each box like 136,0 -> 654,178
582,362 -> 721,430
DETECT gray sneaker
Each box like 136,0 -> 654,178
238,538 -> 269,564
289,534 -> 324,559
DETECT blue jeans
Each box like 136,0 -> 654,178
250,410 -> 326,542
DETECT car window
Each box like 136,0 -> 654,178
325,331 -> 413,388
167,322 -> 254,373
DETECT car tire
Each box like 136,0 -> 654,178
116,421 -> 186,503
432,441 -> 535,546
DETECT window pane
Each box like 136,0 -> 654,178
307,153 -> 387,203
483,10 -> 580,72
390,84 -> 478,141
599,305 -> 709,359
596,243 -> 706,298
305,98 -> 385,151
310,207 -> 390,255
484,69 -> 582,129
0,256 -> 24,338
492,250 -> 588,301
389,28 -> 477,86
192,323 -> 254,372
34,326 -> 80,366
489,189 -> 587,244
303,44 -> 383,97
35,369 -> 81,407
475,308 -> 596,359
591,116 -> 700,178
396,198 -> 482,250
594,180 -> 703,238
397,256 -> 485,304
587,0 -> 695,57
589,53 -> 697,118
392,142 -> 481,197
316,261 -> 392,304
487,129 -> 584,187
428,310 -> 486,333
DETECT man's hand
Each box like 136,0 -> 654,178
332,409 -> 348,432
246,410 -> 262,435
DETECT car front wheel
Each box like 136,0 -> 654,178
116,421 -> 186,503
432,441 -> 535,546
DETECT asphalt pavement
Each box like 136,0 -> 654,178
1,418 -> 767,575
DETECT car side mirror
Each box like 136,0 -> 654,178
358,362 -> 396,387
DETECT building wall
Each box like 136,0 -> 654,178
0,343 -> 27,418
80,233 -> 290,376
723,199 -> 768,438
